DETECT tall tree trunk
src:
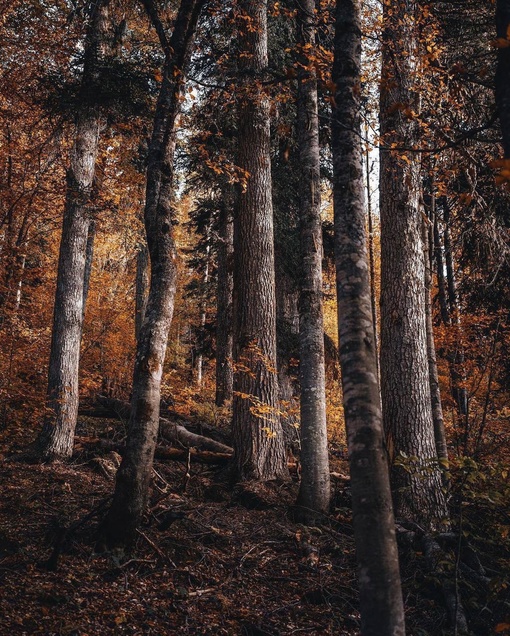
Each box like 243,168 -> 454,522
82,219 -> 96,321
379,0 -> 449,529
195,235 -> 211,386
135,242 -> 149,342
496,0 -> 510,158
364,132 -> 379,382
294,0 -> 330,522
100,0 -> 205,549
215,202 -> 234,406
423,212 -> 449,468
35,0 -> 110,461
332,1 -> 405,633
231,0 -> 288,481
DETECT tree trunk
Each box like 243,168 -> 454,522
496,0 -> 510,157
379,0 -> 449,529
332,1 -> 405,633
100,0 -> 205,549
423,212 -> 449,468
82,219 -> 96,321
135,242 -> 149,342
231,0 -> 288,482
35,1 -> 110,461
294,0 -> 330,523
215,202 -> 234,406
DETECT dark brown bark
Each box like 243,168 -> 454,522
36,1 -> 110,461
496,0 -> 510,157
135,242 -> 149,342
332,1 -> 405,633
215,202 -> 234,406
379,0 -> 449,529
100,0 -> 205,549
231,0 -> 288,482
82,219 -> 96,321
294,0 -> 330,522
423,213 -> 449,468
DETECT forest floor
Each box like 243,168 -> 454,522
1,414 -> 510,635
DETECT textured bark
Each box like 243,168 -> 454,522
496,0 -> 510,157
100,0 -> 205,548
294,0 -> 330,522
332,1 -> 405,633
215,203 -> 234,406
379,0 -> 449,529
135,242 -> 149,342
231,0 -> 288,481
36,1 -> 110,461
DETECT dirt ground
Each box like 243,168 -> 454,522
1,416 -> 509,635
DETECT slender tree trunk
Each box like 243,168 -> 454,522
231,0 -> 288,482
496,0 -> 510,158
423,212 -> 449,468
379,0 -> 449,529
35,1 -> 109,461
82,219 -> 96,321
100,0 -> 205,548
443,201 -> 468,416
215,202 -> 234,406
294,0 -> 330,522
364,122 -> 379,381
195,237 -> 210,386
332,2 -> 405,633
135,242 -> 149,342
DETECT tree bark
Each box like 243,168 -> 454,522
379,0 -> 449,529
100,0 -> 205,549
294,0 -> 330,523
423,212 -> 449,468
231,0 -> 288,481
35,1 -> 110,461
215,202 -> 234,406
332,1 -> 405,633
135,242 -> 149,342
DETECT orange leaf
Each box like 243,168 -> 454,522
495,623 -> 510,633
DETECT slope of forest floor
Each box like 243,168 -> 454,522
1,415 -> 510,635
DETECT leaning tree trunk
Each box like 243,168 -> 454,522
35,0 -> 109,461
215,201 -> 234,406
332,1 -> 405,634
231,0 -> 288,481
100,0 -> 205,549
294,0 -> 330,523
379,0 -> 449,529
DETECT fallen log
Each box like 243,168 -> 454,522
75,437 -> 233,465
94,396 -> 233,454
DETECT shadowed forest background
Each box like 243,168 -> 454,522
1,0 -> 510,634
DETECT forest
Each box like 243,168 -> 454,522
1,0 -> 510,634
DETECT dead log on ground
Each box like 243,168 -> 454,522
93,396 -> 233,454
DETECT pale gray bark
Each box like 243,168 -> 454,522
215,202 -> 234,406
231,0 -> 288,481
332,1 -> 405,633
100,0 -> 205,548
379,0 -> 449,529
36,1 -> 110,461
294,0 -> 330,523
